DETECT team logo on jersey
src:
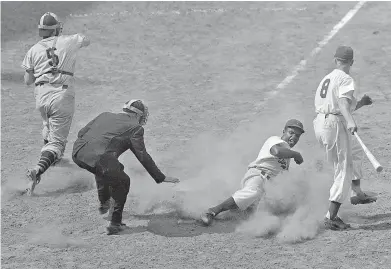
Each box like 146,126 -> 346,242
278,158 -> 289,170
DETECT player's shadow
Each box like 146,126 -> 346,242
353,222 -> 391,231
358,212 -> 391,221
118,211 -> 243,238
114,226 -> 149,235
35,184 -> 93,198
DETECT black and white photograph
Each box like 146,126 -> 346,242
1,1 -> 390,268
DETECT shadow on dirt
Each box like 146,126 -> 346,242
117,212 -> 242,238
358,212 -> 391,221
36,182 -> 93,198
356,222 -> 391,231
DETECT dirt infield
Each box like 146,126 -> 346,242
2,2 -> 391,269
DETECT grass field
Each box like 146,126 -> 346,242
2,1 -> 391,269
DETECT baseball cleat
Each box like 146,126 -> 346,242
25,169 -> 40,196
324,217 -> 351,231
200,210 -> 216,226
106,222 -> 127,235
350,193 -> 377,205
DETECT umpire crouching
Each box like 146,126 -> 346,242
72,99 -> 180,235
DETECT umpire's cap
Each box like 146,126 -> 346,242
334,46 -> 354,62
38,12 -> 62,37
285,119 -> 305,133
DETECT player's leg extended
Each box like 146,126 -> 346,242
350,138 -> 377,204
200,172 -> 265,226
45,89 -> 75,161
25,89 -> 56,195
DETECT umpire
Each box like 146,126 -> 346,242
72,99 -> 179,235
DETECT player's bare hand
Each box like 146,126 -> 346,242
163,176 -> 180,184
347,121 -> 358,134
360,94 -> 373,106
294,152 -> 304,165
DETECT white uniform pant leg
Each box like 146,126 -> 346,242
232,168 -> 267,211
36,85 -> 75,158
313,114 -> 353,204
352,137 -> 364,180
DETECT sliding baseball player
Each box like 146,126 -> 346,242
200,119 -> 305,226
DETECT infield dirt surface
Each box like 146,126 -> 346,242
1,1 -> 391,269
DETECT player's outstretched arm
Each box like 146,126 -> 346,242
270,144 -> 303,164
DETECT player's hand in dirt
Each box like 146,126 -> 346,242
347,121 -> 358,135
163,176 -> 180,184
360,94 -> 373,106
293,152 -> 304,165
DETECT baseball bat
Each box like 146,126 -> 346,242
354,132 -> 383,172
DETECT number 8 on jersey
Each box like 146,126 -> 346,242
320,78 -> 330,98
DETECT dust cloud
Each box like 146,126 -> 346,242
123,102 -> 335,243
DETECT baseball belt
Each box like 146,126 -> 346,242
35,81 -> 68,88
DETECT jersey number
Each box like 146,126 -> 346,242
320,78 -> 330,98
46,48 -> 59,68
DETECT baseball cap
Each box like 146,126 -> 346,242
334,46 -> 354,61
285,119 -> 305,133
123,100 -> 145,115
38,12 -> 61,30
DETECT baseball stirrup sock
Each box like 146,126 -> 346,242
36,151 -> 56,177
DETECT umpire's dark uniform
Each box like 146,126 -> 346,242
72,111 -> 166,226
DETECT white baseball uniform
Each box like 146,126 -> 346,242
313,69 -> 359,203
22,34 -> 90,158
232,136 -> 291,210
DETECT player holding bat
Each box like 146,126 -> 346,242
313,46 -> 376,231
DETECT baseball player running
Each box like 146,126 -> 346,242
22,12 -> 90,196
72,100 -> 180,235
313,46 -> 376,231
200,119 -> 305,226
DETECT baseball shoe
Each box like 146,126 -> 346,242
106,222 -> 127,235
25,169 -> 41,196
350,193 -> 377,205
200,210 -> 216,226
324,217 -> 351,231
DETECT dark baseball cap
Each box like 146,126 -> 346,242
285,119 -> 305,133
38,12 -> 60,30
334,46 -> 354,61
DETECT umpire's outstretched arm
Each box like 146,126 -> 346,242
129,126 -> 166,184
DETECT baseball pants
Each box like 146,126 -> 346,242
232,168 -> 268,211
352,138 -> 364,180
73,154 -> 130,224
313,114 -> 353,203
35,84 -> 75,159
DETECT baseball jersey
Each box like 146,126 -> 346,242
22,34 -> 90,86
314,69 -> 358,114
248,136 -> 291,177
